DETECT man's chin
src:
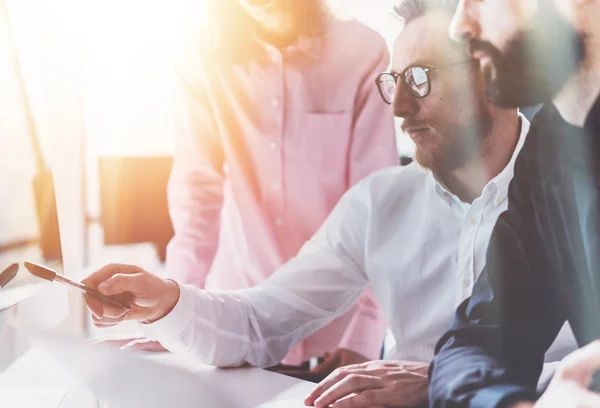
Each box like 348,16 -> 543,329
414,146 -> 468,175
414,149 -> 441,172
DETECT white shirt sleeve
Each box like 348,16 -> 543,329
141,182 -> 373,368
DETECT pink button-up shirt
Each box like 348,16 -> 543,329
166,18 -> 397,365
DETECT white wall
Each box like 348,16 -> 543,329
337,0 -> 415,156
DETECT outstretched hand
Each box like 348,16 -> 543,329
82,263 -> 180,328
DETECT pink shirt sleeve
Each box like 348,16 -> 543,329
165,61 -> 225,288
338,36 -> 397,359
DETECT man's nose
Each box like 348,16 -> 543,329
392,83 -> 419,119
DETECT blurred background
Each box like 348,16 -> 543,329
0,0 -> 411,366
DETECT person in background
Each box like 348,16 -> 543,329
429,0 -> 600,406
157,0 -> 398,372
81,2 -> 576,407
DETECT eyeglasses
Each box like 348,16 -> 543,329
0,263 -> 19,288
375,60 -> 471,105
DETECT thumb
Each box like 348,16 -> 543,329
97,273 -> 147,296
560,340 -> 600,385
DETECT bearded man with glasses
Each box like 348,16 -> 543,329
79,1 -> 576,407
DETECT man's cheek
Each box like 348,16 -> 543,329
479,1 -> 523,50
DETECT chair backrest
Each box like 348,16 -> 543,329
97,156 -> 174,261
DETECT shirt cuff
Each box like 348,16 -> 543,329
470,384 -> 537,408
139,283 -> 196,342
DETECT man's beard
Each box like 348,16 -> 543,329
469,4 -> 585,108
413,110 -> 493,174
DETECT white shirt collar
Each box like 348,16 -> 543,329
488,111 -> 530,207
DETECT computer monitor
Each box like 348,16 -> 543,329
0,4 -> 67,372
0,140 -> 64,369
0,169 -> 63,294
0,0 -> 63,292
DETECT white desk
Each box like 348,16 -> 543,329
0,347 -> 315,408
0,347 -> 97,408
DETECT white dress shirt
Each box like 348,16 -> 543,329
142,114 -> 576,368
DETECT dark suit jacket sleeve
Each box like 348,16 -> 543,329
429,145 -> 568,408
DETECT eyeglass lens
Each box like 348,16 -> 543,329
378,74 -> 396,104
405,66 -> 429,98
377,66 -> 430,104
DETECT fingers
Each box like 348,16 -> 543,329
91,317 -> 122,328
314,374 -> 384,408
91,310 -> 128,327
306,360 -> 429,408
330,390 -> 389,408
97,273 -> 148,296
123,307 -> 156,321
88,299 -> 135,328
97,298 -> 131,319
84,293 -> 105,319
307,367 -> 348,404
83,263 -> 137,289
560,340 -> 600,385
307,362 -> 373,405
304,368 -> 383,407
83,265 -> 138,320
82,264 -> 170,330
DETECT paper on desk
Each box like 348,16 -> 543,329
0,386 -> 66,408
11,320 -> 239,408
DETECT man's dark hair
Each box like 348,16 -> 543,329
392,0 -> 458,25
